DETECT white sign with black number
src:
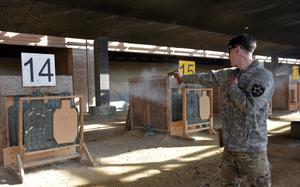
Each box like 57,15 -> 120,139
21,52 -> 56,87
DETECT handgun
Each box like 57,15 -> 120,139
167,70 -> 179,77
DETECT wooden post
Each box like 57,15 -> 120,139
298,83 -> 300,110
208,89 -> 216,135
166,76 -> 171,131
16,153 -> 25,183
79,96 -> 84,152
18,98 -> 23,151
82,143 -> 97,167
182,88 -> 187,137
4,98 -> 10,147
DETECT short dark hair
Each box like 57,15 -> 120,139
227,33 -> 256,52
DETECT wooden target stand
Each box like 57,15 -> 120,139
169,88 -> 216,138
1,95 -> 97,183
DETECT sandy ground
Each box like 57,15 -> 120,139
1,112 -> 300,187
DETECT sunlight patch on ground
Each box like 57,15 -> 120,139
278,110 -> 299,118
189,134 -> 215,141
271,110 -> 300,121
177,146 -> 221,162
25,169 -> 76,186
268,126 -> 291,136
98,166 -> 144,176
100,146 -> 220,165
160,163 -> 185,171
84,124 -> 117,131
267,120 -> 290,131
113,121 -> 126,124
120,169 -> 161,182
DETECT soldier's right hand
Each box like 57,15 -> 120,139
173,71 -> 183,85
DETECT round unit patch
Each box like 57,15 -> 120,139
251,83 -> 265,97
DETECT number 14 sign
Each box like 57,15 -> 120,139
21,53 -> 56,87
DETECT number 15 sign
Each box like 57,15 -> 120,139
21,53 -> 56,87
179,60 -> 195,75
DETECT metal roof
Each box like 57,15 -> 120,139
1,0 -> 300,58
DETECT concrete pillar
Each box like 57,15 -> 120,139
89,37 -> 115,116
271,55 -> 279,75
94,37 -> 110,106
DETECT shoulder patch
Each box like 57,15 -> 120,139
251,83 -> 265,97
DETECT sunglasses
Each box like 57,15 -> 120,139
228,45 -> 245,54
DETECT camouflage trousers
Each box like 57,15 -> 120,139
220,149 -> 271,187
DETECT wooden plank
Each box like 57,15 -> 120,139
24,145 -> 78,166
16,154 -> 25,183
187,127 -> 210,133
131,125 -> 168,133
81,143 -> 97,167
187,123 -> 210,127
24,144 -> 78,157
2,146 -> 21,167
4,97 -> 14,147
19,95 -> 82,101
149,78 -> 168,130
169,121 -> 184,136
24,153 -> 81,169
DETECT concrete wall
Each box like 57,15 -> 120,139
72,48 -> 95,112
71,46 -> 227,112
0,57 -> 21,75
0,75 -> 73,96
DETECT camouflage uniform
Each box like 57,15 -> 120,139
182,60 -> 274,186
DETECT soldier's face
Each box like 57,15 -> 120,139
229,48 -> 239,67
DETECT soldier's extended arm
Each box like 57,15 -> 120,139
228,74 -> 274,112
182,69 -> 228,87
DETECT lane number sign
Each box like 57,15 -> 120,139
21,53 -> 56,87
179,60 -> 195,75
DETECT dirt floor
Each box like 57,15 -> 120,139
1,111 -> 300,187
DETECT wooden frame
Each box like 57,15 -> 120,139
1,95 -> 97,183
169,88 -> 216,138
128,76 -> 216,138
273,75 -> 300,111
129,76 -> 169,132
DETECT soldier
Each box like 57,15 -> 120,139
174,34 -> 274,187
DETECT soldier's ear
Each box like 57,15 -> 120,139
236,46 -> 243,55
